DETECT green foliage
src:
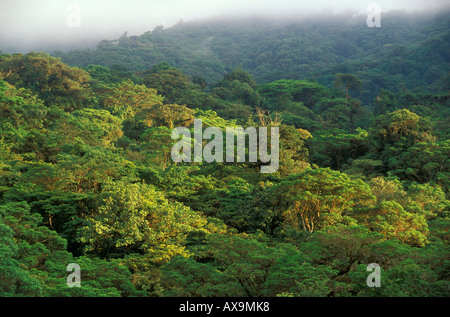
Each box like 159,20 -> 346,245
370,109 -> 434,150
78,179 -> 207,261
143,65 -> 192,105
334,73 -> 363,102
161,255 -> 246,296
0,17 -> 448,297
360,201 -> 430,247
53,12 -> 450,105
309,128 -> 370,170
275,168 -> 375,233
0,52 -> 93,111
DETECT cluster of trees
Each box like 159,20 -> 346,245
53,10 -> 450,105
0,49 -> 448,297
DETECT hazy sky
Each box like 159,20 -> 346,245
1,0 -> 448,53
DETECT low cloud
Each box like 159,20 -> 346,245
1,0 -> 449,53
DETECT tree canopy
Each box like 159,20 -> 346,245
1,10 -> 449,299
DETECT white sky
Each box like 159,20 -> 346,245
0,0 -> 448,53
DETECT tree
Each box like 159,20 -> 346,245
370,109 -> 434,151
261,245 -> 335,297
78,180 -> 207,261
374,89 -> 398,116
349,259 -> 446,297
0,219 -> 43,296
298,225 -> 383,277
194,234 -> 284,297
71,108 -> 123,147
368,109 -> 444,185
334,73 -> 363,104
143,66 -> 192,105
0,52 -> 92,111
276,168 -> 374,233
388,140 -> 450,188
0,201 -> 68,296
212,67 -> 262,106
41,255 -> 145,297
308,128 -> 370,171
96,79 -> 163,121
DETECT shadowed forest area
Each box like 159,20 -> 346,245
0,9 -> 449,297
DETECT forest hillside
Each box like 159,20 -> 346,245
0,9 -> 449,298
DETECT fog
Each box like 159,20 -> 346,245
1,0 -> 449,53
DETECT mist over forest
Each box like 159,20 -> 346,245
0,0 -> 449,304
50,9 -> 449,105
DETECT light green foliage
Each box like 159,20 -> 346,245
0,219 -> 44,296
0,52 -> 92,111
309,128 -> 370,170
0,201 -> 141,297
258,79 -> 328,111
71,108 -> 123,147
212,67 -> 261,106
370,109 -> 434,151
96,79 -> 163,121
363,201 -> 429,247
78,180 -> 207,262
276,168 -> 374,232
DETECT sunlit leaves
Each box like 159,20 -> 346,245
97,79 -> 163,121
0,52 -> 92,111
359,201 -> 429,247
79,180 -> 207,261
277,168 -> 374,232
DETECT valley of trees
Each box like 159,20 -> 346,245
0,10 -> 449,298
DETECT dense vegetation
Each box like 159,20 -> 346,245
0,10 -> 449,297
53,11 -> 450,105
